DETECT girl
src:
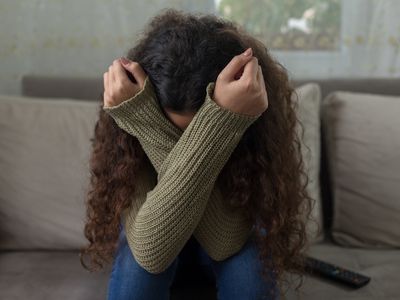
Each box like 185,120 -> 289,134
80,8 -> 312,300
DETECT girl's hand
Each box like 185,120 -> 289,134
213,48 -> 268,116
103,57 -> 147,108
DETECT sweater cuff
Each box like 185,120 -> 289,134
103,76 -> 156,118
201,81 -> 262,134
102,76 -> 154,115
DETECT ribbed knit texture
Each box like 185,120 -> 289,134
103,76 -> 261,274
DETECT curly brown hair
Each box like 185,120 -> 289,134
80,8 -> 314,298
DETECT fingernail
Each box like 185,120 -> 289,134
243,47 -> 252,56
120,57 -> 130,65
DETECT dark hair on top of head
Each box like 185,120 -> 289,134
80,8 -> 314,299
126,9 -> 259,112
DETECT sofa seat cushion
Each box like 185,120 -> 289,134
0,250 -> 110,300
0,250 -> 217,300
1,242 -> 399,300
285,241 -> 400,300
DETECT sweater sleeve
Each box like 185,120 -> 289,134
102,76 -> 184,172
152,82 -> 257,260
103,77 -> 259,265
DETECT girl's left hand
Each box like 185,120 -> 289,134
103,57 -> 147,108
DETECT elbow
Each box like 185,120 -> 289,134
207,237 -> 249,262
202,243 -> 232,262
126,237 -> 178,275
134,251 -> 178,275
208,248 -> 234,262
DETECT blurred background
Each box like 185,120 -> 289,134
1,0 -> 399,95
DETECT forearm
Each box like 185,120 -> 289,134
129,92 -> 258,273
152,83 -> 256,260
193,187 -> 254,261
102,76 -> 183,172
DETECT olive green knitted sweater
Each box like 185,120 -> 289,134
103,76 -> 261,274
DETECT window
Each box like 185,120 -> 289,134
215,0 -> 341,51
213,0 -> 400,78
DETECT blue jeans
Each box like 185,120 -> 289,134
107,224 -> 279,300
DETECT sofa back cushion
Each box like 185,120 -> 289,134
322,91 -> 400,247
292,78 -> 400,100
22,75 -> 102,101
0,83 -> 323,249
0,95 -> 99,249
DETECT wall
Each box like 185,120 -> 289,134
0,0 -> 214,95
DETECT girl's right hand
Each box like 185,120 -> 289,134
103,57 -> 147,108
213,48 -> 269,117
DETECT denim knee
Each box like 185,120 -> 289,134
107,226 -> 179,300
211,237 -> 279,300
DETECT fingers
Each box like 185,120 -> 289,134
259,66 -> 266,91
103,72 -> 109,104
218,48 -> 253,82
240,57 -> 259,83
103,71 -> 109,92
108,64 -> 115,83
113,59 -> 131,85
103,71 -> 109,103
119,58 -> 147,88
257,65 -> 268,100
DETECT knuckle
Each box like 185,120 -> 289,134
120,77 -> 129,86
115,82 -> 124,92
243,79 -> 253,90
232,55 -> 241,63
234,54 -> 241,59
131,63 -> 139,71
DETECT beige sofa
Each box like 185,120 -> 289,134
0,76 -> 399,300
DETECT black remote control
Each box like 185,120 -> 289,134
304,256 -> 371,288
